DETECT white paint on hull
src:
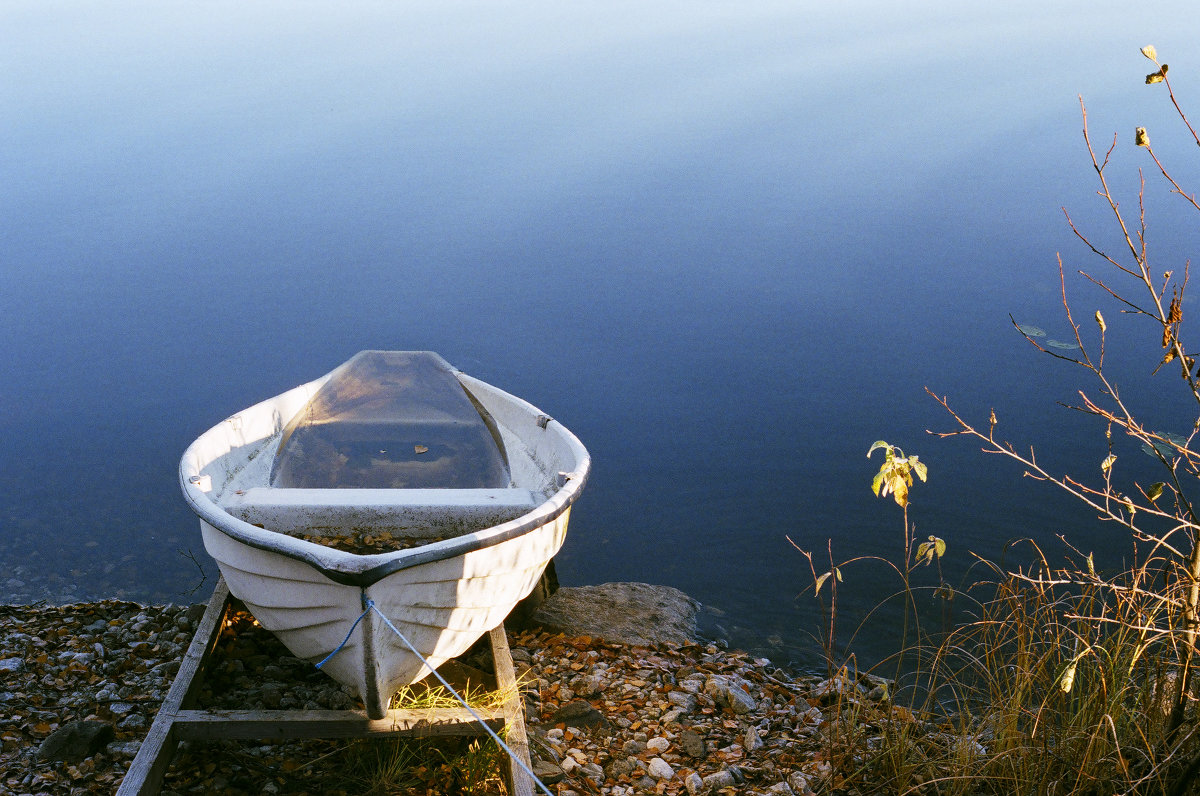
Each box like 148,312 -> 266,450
183,353 -> 588,719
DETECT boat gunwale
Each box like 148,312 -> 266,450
180,362 -> 589,589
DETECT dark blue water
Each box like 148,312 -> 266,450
4,2 -> 1200,670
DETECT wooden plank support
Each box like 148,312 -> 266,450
171,707 -> 506,741
490,624 -> 535,796
118,577 -> 535,796
117,578 -> 231,796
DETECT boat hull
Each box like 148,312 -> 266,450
201,508 -> 569,717
180,354 -> 588,719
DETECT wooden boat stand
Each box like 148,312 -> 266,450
117,577 -> 534,795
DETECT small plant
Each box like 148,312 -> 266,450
909,45 -> 1200,795
791,442 -> 951,789
868,440 -> 928,510
801,48 -> 1200,795
341,679 -> 518,794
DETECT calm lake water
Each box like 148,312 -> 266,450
4,1 -> 1200,672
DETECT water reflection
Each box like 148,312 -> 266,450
2,1 -> 1199,671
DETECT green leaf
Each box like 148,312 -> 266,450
916,536 -> 946,566
871,470 -> 885,497
1048,339 -> 1081,351
867,440 -> 892,459
1086,553 -> 1096,577
1143,433 -> 1186,458
1148,482 -> 1164,501
1016,324 -> 1046,337
910,457 -> 928,483
1143,440 -> 1173,457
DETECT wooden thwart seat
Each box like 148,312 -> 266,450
224,487 -> 540,535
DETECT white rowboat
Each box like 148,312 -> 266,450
179,351 -> 589,718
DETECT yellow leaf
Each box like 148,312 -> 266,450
1136,127 -> 1150,147
1060,660 -> 1077,693
1141,45 -> 1158,61
1095,310 -> 1106,333
414,445 -> 428,454
814,571 -> 832,596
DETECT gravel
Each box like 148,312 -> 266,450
0,598 -> 924,795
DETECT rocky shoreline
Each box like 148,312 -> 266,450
0,584 -> 916,795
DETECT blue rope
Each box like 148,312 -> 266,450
369,604 -> 555,796
313,599 -> 553,795
314,599 -> 374,670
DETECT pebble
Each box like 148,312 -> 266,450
1,598 -> 921,796
705,673 -> 758,714
648,755 -> 675,779
680,727 -> 707,758
512,630 -> 921,795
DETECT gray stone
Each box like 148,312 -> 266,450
260,685 -> 283,708
580,761 -> 605,783
551,699 -> 611,732
705,674 -> 756,715
680,728 -> 708,758
36,720 -> 115,763
607,758 -> 636,779
788,770 -> 815,794
668,690 -> 698,712
702,770 -> 736,791
646,736 -> 670,753
106,740 -> 142,758
532,759 -> 565,784
648,756 -> 674,780
530,582 -> 700,646
661,707 -> 687,725
0,657 -> 25,674
118,714 -> 147,731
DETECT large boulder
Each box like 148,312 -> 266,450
36,720 -> 115,763
528,582 -> 700,646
